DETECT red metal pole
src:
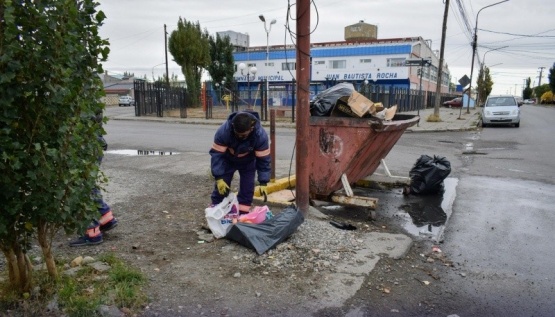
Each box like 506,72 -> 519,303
270,109 -> 276,182
295,0 -> 310,214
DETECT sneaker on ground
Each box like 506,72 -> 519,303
69,234 -> 103,247
100,218 -> 118,232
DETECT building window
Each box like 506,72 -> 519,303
329,60 -> 346,69
265,62 -> 274,67
282,62 -> 296,71
360,59 -> 372,63
387,58 -> 406,67
314,60 -> 325,65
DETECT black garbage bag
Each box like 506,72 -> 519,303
310,82 -> 354,116
225,205 -> 304,255
409,155 -> 451,195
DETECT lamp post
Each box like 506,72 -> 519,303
151,62 -> 166,82
476,46 -> 508,106
238,63 -> 257,107
464,0 -> 509,114
363,79 -> 369,97
259,15 -> 276,115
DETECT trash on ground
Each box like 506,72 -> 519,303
225,205 -> 304,255
238,205 -> 273,224
407,155 -> 451,195
329,220 -> 357,230
205,192 -> 239,238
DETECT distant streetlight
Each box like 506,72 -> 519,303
238,63 -> 257,107
151,62 -> 166,82
464,0 -> 509,114
259,14 -> 277,113
477,46 -> 508,106
482,46 -> 508,67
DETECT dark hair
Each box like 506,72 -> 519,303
231,112 -> 254,133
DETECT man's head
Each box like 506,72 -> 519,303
231,112 -> 255,140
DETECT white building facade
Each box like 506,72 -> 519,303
220,22 -> 452,106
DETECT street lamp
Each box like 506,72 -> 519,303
151,62 -> 166,82
259,14 -> 276,113
476,46 -> 508,106
259,15 -> 276,67
464,0 -> 509,114
238,63 -> 257,107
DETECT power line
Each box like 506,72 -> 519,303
478,28 -> 555,38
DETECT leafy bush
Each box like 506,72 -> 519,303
540,91 -> 554,104
0,0 -> 109,292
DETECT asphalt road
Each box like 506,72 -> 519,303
441,105 -> 555,316
104,104 -> 555,316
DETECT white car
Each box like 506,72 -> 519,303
118,95 -> 135,107
481,95 -> 520,128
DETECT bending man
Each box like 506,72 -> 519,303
209,111 -> 270,213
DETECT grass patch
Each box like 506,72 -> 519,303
0,252 -> 147,316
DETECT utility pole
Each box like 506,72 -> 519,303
538,67 -> 545,86
164,24 -> 169,86
433,0 -> 449,118
296,0 -> 311,214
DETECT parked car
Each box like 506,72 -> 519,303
523,99 -> 535,104
481,95 -> 520,128
443,97 -> 462,108
118,95 -> 135,107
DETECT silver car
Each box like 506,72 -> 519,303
481,95 -> 520,128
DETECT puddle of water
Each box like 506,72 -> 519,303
310,178 -> 458,243
106,149 -> 179,156
397,178 -> 457,242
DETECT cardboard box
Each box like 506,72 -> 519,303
331,101 -> 360,118
346,91 -> 375,117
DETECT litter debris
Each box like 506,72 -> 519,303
407,155 -> 451,195
329,220 -> 357,230
226,205 -> 304,255
432,245 -> 442,253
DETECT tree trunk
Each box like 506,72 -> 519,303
1,242 -> 32,293
38,222 -> 58,278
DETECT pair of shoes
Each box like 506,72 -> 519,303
100,218 -> 118,232
69,234 -> 103,247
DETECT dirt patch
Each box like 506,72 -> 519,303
4,153 -> 485,316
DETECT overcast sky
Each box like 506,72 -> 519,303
98,0 -> 554,96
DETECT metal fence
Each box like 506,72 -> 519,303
134,80 -> 189,118
133,79 -> 458,121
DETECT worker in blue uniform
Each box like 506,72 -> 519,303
209,111 -> 270,213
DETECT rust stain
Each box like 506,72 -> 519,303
318,128 -> 343,157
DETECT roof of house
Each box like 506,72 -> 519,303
104,82 -> 134,94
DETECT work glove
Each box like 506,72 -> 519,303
216,179 -> 230,196
259,183 -> 268,202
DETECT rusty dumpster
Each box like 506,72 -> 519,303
307,114 -> 419,199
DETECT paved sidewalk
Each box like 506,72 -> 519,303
108,106 -> 481,132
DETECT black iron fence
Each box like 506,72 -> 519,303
134,80 -> 189,118
133,79 -> 458,121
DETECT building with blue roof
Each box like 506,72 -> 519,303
219,21 -> 452,106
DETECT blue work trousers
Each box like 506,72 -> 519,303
211,159 -> 256,211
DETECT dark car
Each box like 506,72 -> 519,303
443,97 -> 462,108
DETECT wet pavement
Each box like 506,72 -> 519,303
106,105 -> 478,242
107,105 -> 481,133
